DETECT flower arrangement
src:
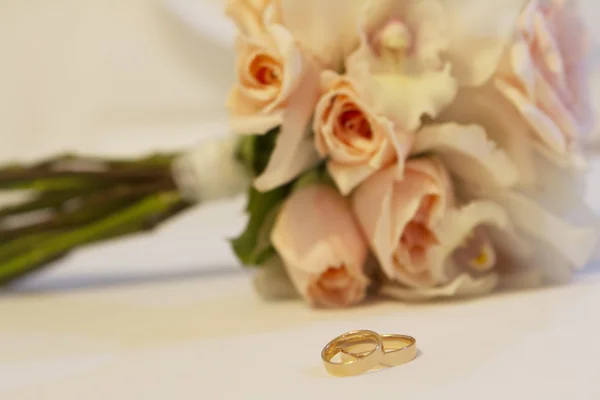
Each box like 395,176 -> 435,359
0,0 -> 598,308
227,0 -> 600,307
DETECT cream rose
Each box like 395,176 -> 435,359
313,70 -> 411,195
271,185 -> 370,308
493,0 -> 594,155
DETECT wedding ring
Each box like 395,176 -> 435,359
378,334 -> 417,367
340,334 -> 417,367
321,330 -> 384,377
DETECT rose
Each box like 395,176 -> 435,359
352,153 -> 511,299
228,26 -> 302,135
352,158 -> 454,287
271,184 -> 370,308
228,23 -> 322,192
313,70 -> 411,195
491,0 -> 595,156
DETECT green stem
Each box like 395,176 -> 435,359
0,191 -> 81,217
0,192 -> 189,285
0,168 -> 171,185
0,176 -> 105,191
0,232 -> 59,262
0,182 -> 174,240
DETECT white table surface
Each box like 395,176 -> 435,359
1,1 -> 600,399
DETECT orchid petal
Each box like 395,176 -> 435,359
380,273 -> 498,301
439,86 -> 539,187
442,0 -> 529,86
490,191 -> 598,270
279,0 -> 367,69
415,123 -> 520,188
430,201 -> 510,283
361,63 -> 457,131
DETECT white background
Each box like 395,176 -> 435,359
0,1 -> 599,399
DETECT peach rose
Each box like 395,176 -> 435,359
313,70 -> 411,195
228,25 -> 302,134
493,0 -> 594,155
352,158 -> 453,287
271,185 -> 370,308
380,201 -> 508,300
228,24 -> 323,192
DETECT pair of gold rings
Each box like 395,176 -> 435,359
321,330 -> 417,377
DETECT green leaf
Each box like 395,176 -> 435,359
235,135 -> 257,173
231,184 -> 290,267
235,127 -> 281,177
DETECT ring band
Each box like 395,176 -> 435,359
378,334 -> 417,367
321,330 -> 383,376
339,334 -> 417,367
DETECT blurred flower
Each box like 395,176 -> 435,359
313,70 -> 412,195
271,185 -> 369,308
253,257 -> 299,301
415,123 -> 599,287
492,0 -> 595,156
427,1 -> 599,286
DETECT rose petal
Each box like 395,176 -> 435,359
414,123 -> 520,188
352,167 -> 397,279
229,108 -> 283,134
495,78 -> 569,154
253,56 -> 322,191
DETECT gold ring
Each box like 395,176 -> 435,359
321,330 -> 383,376
340,334 -> 417,367
378,334 -> 417,367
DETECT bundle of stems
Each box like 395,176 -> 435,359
0,153 -> 192,286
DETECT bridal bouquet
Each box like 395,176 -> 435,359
0,0 -> 598,309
